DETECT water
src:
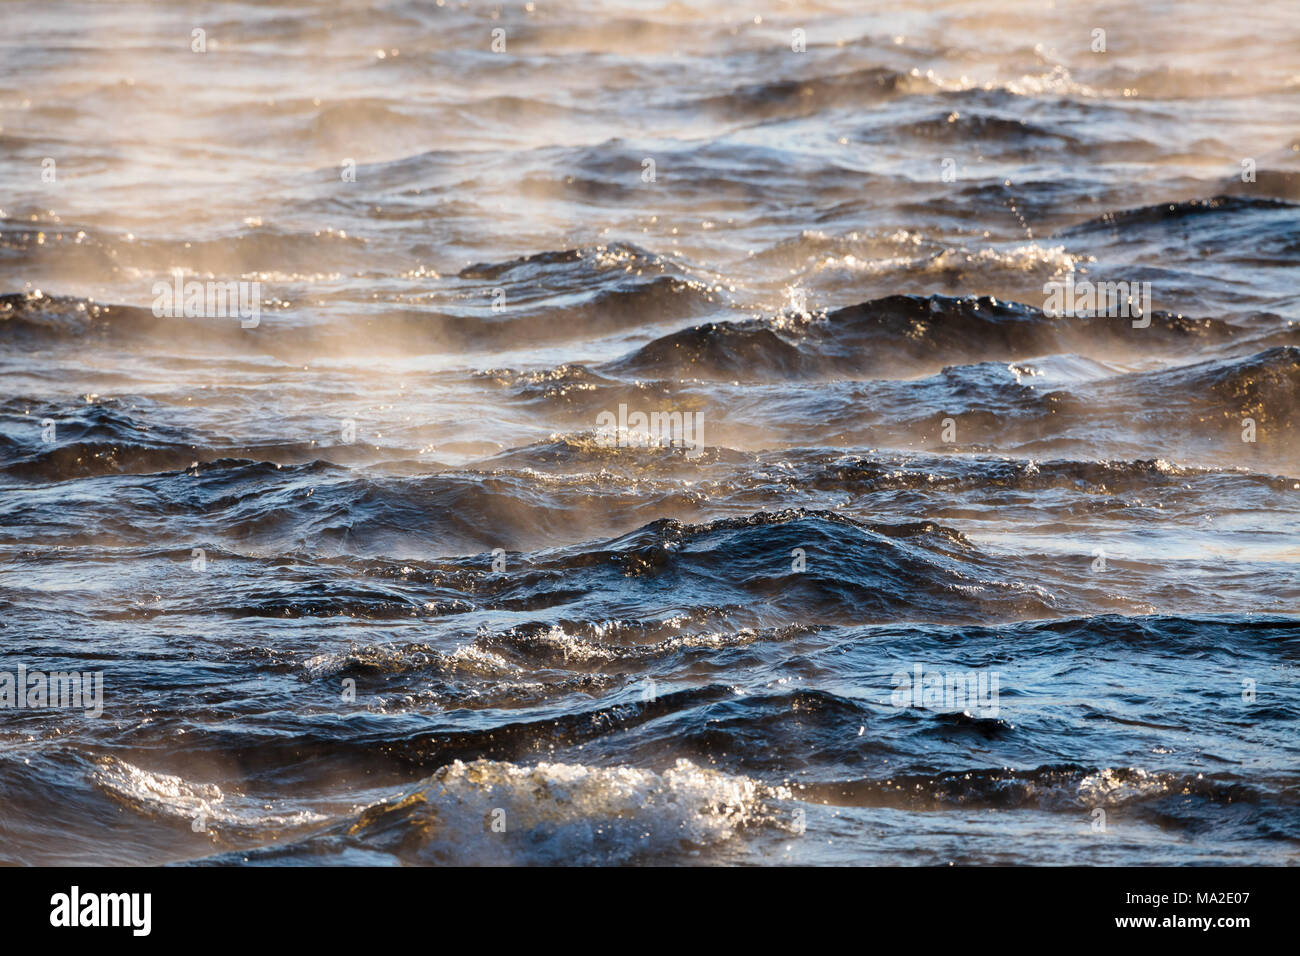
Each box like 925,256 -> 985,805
1,0 -> 1297,865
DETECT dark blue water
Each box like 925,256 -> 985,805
0,0 -> 1297,865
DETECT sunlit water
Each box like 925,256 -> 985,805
1,0 -> 1297,865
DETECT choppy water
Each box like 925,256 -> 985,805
1,0 -> 1298,865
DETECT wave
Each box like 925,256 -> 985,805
1087,346 -> 1300,451
1061,195 -> 1298,234
91,757 -> 327,835
691,67 -> 913,121
0,220 -> 368,281
798,764 -> 1277,816
606,292 -> 1239,381
208,756 -> 793,866
0,242 -> 725,351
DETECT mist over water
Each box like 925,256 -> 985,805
1,0 -> 1298,865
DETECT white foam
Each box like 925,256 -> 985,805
91,757 -> 327,831
344,757 -> 795,864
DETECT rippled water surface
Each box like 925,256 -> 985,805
1,0 -> 1298,865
